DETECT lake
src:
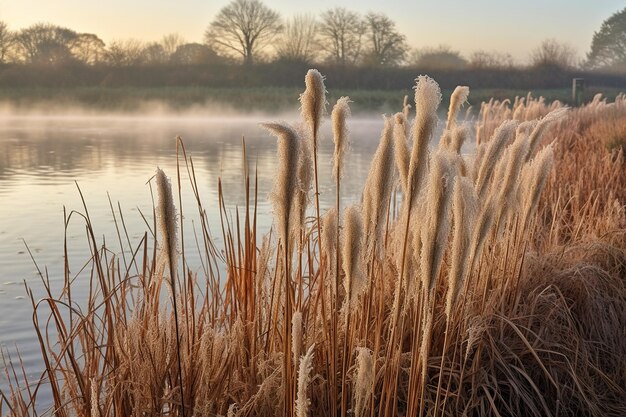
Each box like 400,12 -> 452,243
0,110 -> 473,409
0,112 -> 394,406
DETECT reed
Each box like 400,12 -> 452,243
2,70 -> 625,417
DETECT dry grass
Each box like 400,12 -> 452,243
2,71 -> 625,417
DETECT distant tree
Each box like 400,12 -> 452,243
205,0 -> 283,65
105,39 -> 145,66
70,33 -> 105,65
586,7 -> 626,70
362,12 -> 408,66
15,23 -> 79,65
171,43 -> 221,65
143,43 -> 168,64
529,38 -> 577,69
161,33 -> 185,58
469,50 -> 515,69
276,14 -> 318,63
410,46 -> 467,70
318,7 -> 366,65
0,22 -> 15,63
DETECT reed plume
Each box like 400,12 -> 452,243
292,310 -> 303,367
420,151 -> 455,291
300,69 -> 326,141
362,116 -> 395,259
294,133 -> 313,249
408,75 -> 441,209
394,112 -> 410,194
331,96 -> 352,181
445,177 -> 478,319
342,205 -> 365,306
446,86 -> 470,130
353,347 -> 374,417
526,108 -> 567,158
521,144 -> 555,227
295,345 -> 315,417
474,120 -> 517,197
261,122 -> 300,251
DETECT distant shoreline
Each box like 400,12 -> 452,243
0,86 -> 623,115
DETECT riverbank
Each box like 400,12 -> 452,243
0,85 -> 623,114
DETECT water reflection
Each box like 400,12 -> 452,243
0,114 -> 388,404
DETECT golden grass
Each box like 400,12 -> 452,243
1,71 -> 625,417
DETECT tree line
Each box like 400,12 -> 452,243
0,1 -> 624,72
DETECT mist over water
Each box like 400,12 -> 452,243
0,104 -> 475,408
0,110 -> 386,404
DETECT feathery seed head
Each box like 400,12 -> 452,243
331,96 -> 352,180
261,122 -> 300,247
342,205 -> 365,304
300,69 -> 327,141
447,86 -> 470,129
295,344 -> 315,417
156,167 -> 178,282
354,347 -> 374,417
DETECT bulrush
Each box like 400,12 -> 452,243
155,167 -> 186,417
261,122 -> 300,252
362,116 -> 395,259
342,205 -> 365,307
156,167 -> 178,280
331,96 -> 351,181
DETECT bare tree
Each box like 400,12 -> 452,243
362,12 -> 407,66
276,14 -> 317,62
318,7 -> 365,65
204,0 -> 282,65
276,14 -> 318,63
105,39 -> 145,66
469,50 -> 515,69
15,23 -> 78,64
530,39 -> 577,69
70,33 -> 105,65
0,22 -> 15,63
161,33 -> 185,58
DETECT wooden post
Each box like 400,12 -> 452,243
572,78 -> 585,106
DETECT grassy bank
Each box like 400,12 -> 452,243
0,85 -> 623,114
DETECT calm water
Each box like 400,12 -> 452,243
0,113 -> 388,407
0,112 -> 470,409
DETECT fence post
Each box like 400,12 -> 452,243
572,78 -> 585,106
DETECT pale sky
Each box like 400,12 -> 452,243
1,0 -> 623,62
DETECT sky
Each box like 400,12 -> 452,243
0,0 -> 623,62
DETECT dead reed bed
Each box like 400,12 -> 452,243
2,71 -> 625,417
